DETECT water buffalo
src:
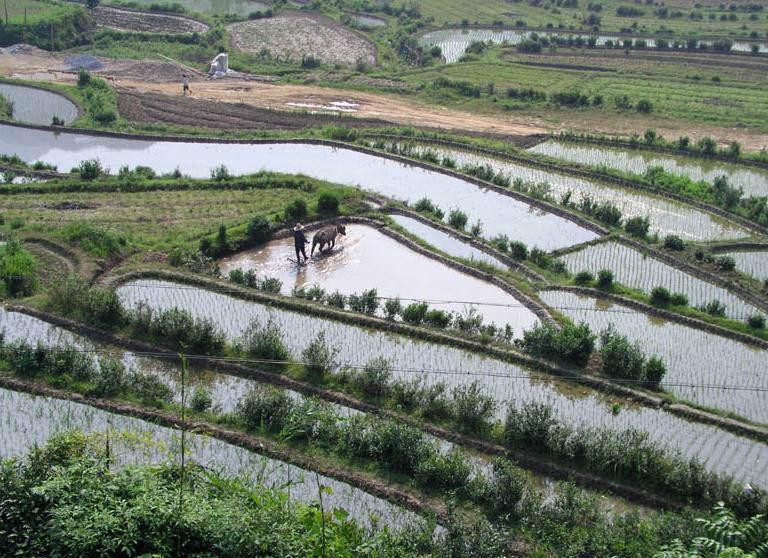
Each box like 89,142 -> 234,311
311,224 -> 346,256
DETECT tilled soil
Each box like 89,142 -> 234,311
228,12 -> 376,65
93,6 -> 210,34
117,89 -> 393,130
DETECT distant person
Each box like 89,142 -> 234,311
293,223 -> 309,265
182,75 -> 190,96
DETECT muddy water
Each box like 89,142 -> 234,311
723,250 -> 768,282
349,13 -> 386,27
115,279 -> 768,486
559,241 -> 766,320
395,142 -> 747,241
0,124 -> 598,251
539,291 -> 768,424
0,388 -> 421,530
388,214 -> 506,269
119,0 -> 269,16
530,140 -> 768,198
0,83 -> 78,126
417,29 -> 767,63
218,225 -> 535,331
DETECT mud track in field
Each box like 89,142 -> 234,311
117,90 -> 393,130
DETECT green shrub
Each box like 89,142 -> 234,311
128,371 -> 173,404
239,318 -> 290,364
0,238 -> 37,297
663,235 -> 685,251
644,356 -> 666,389
700,299 -> 726,317
424,309 -> 452,329
190,385 -> 213,413
247,216 -> 271,243
482,458 -> 529,517
402,302 -> 428,325
509,241 -> 528,260
284,198 -> 308,221
413,197 -> 444,219
715,255 -> 736,271
518,321 -> 595,366
60,221 -> 126,258
452,381 -> 496,435
351,356 -> 392,398
317,192 -> 339,214
625,216 -> 650,238
73,159 -> 104,180
670,292 -> 689,306
414,449 -> 471,490
237,387 -> 294,432
504,401 -> 557,448
77,69 -> 91,87
448,208 -> 468,230
747,315 -> 766,329
347,289 -> 378,315
650,286 -> 672,306
85,286 -> 124,327
326,290 -> 345,309
132,306 -> 225,354
596,269 -> 613,289
384,297 -> 402,320
574,270 -> 594,285
600,326 -> 646,381
91,358 -> 126,397
301,331 -> 338,377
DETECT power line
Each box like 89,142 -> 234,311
117,280 -> 768,321
8,341 -> 768,393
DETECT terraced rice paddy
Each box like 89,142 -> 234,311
349,13 -> 386,28
0,83 -> 78,126
114,279 -> 768,485
559,241 -> 766,320
529,140 -> 768,198
0,124 -> 598,251
388,214 -> 506,268
417,28 -> 768,63
539,291 -> 768,424
117,0 -> 269,17
396,143 -> 747,241
0,387 -> 418,529
722,250 -> 768,282
218,224 -> 533,330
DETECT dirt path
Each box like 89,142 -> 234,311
2,49 -> 767,148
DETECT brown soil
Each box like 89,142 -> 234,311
1,48 -> 766,149
228,12 -> 376,66
117,89 -> 393,130
93,6 -> 209,34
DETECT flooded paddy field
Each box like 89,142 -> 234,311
388,214 -> 507,269
218,224 -> 535,331
530,140 -> 768,198
0,124 -> 597,251
417,28 -> 767,64
389,142 -> 747,241
0,387 -> 419,529
115,279 -> 768,486
0,83 -> 78,126
559,241 -> 766,320
722,250 -> 768,282
539,291 -> 768,424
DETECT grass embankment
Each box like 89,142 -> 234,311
0,172 -> 365,255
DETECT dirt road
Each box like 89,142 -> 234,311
2,48 -> 766,149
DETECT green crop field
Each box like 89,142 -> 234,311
3,0 -> 81,25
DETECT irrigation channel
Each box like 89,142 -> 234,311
111,278 -> 768,487
1,309 -> 649,516
418,28 -> 768,63
372,141 -> 750,242
0,83 -> 79,126
539,291 -> 768,424
530,140 -> 768,198
558,240 -> 766,320
218,224 -> 537,332
0,123 -> 598,251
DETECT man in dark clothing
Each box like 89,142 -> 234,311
293,223 -> 309,264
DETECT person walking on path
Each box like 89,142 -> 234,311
293,223 -> 309,265
182,75 -> 191,96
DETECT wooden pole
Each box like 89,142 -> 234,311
50,23 -> 54,52
4,0 -> 9,25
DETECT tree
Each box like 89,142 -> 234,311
86,0 -> 100,10
654,502 -> 768,558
